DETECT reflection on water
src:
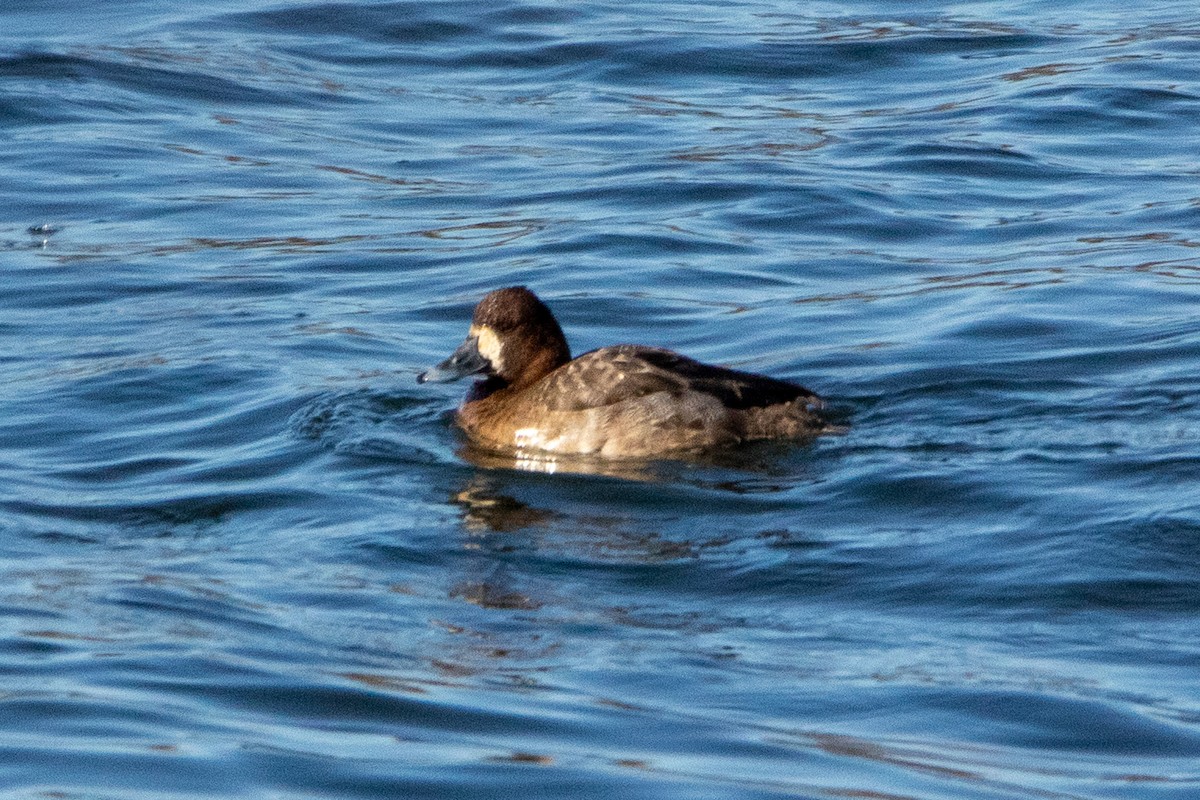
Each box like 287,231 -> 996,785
454,481 -> 556,533
448,474 -> 725,565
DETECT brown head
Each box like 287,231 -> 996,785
418,287 -> 571,389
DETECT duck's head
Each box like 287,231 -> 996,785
418,287 -> 571,389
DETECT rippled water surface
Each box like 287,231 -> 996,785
3,1 -> 1200,797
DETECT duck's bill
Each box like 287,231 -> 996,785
418,335 -> 490,383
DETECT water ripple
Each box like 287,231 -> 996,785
4,0 -> 1200,798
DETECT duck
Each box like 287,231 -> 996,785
418,287 -> 829,458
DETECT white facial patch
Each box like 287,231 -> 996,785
470,324 -> 504,374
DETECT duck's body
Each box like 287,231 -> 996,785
419,287 -> 828,459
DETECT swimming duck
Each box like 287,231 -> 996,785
419,287 -> 828,458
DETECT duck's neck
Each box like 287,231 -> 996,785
509,345 -> 569,390
467,375 -> 509,403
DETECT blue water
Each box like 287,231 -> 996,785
3,1 -> 1199,797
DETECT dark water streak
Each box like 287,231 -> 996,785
3,1 -> 1200,798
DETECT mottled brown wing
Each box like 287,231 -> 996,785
536,345 -> 821,412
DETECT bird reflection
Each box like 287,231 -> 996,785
453,481 -> 557,534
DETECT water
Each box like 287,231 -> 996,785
3,1 -> 1199,797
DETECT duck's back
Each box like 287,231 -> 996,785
534,345 -> 813,408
